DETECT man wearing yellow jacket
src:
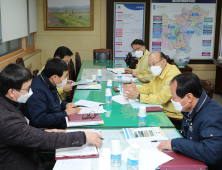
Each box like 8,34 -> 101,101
123,52 -> 182,119
38,46 -> 74,102
125,39 -> 153,83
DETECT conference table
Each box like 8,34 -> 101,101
73,60 -> 174,128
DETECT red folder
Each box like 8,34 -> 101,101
160,151 -> 207,170
146,107 -> 163,112
68,113 -> 102,122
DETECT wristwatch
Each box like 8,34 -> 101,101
137,94 -> 140,101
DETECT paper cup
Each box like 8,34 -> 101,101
92,75 -> 97,81
138,106 -> 146,117
111,140 -> 121,155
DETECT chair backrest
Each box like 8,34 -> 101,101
75,52 -> 81,79
68,59 -> 76,99
93,49 -> 112,60
129,57 -> 138,69
16,58 -> 25,67
125,52 -> 132,66
68,59 -> 76,81
200,79 -> 214,99
32,70 -> 39,79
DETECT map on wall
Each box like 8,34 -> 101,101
149,0 -> 216,59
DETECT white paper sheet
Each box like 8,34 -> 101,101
65,117 -> 104,127
98,148 -> 111,170
129,100 -> 163,109
78,106 -> 107,114
53,159 -> 91,170
107,68 -> 125,74
76,84 -> 101,90
74,100 -> 105,108
112,95 -> 129,104
121,147 -> 173,170
114,74 -> 137,82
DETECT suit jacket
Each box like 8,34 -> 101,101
23,70 -> 68,129
0,96 -> 85,170
171,92 -> 222,170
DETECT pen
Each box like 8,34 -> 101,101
151,140 -> 167,142
72,105 -> 87,108
70,80 -> 73,85
100,137 -> 104,140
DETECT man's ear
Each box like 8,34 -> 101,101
8,89 -> 15,98
187,93 -> 193,103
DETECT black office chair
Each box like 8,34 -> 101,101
93,49 -> 112,60
75,52 -> 82,80
68,59 -> 76,100
125,52 -> 132,66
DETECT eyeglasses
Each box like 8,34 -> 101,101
82,111 -> 98,119
132,46 -> 143,53
147,59 -> 163,68
20,86 -> 31,92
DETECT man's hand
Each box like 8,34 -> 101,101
125,68 -> 133,74
65,107 -> 82,115
122,79 -> 137,92
157,139 -> 172,151
132,72 -> 139,78
63,85 -> 73,92
45,129 -> 66,133
66,103 -> 76,108
85,132 -> 103,148
123,89 -> 139,100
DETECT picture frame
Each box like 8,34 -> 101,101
44,0 -> 94,30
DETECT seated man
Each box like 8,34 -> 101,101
23,58 -> 80,129
158,73 -> 222,170
0,63 -> 102,170
123,52 -> 182,119
38,46 -> 74,102
125,39 -> 153,83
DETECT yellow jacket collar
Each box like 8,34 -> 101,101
139,49 -> 149,60
159,63 -> 170,79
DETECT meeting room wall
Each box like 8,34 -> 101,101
35,0 -> 101,68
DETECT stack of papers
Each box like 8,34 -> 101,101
56,143 -> 98,158
129,99 -> 163,109
78,106 -> 107,114
72,79 -> 94,86
77,83 -> 101,90
112,95 -> 129,104
107,68 -> 125,74
75,100 -> 105,108
65,117 -> 104,127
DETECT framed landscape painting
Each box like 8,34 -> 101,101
44,0 -> 94,30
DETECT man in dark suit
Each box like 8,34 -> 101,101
23,58 -> 79,129
0,63 -> 102,170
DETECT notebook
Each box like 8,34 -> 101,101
146,107 -> 163,112
160,151 -> 207,170
68,113 -> 102,122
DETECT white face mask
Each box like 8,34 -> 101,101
14,88 -> 33,103
134,51 -> 143,59
150,60 -> 163,76
56,76 -> 67,88
171,96 -> 189,112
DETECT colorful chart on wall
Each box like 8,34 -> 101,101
149,0 -> 216,59
114,3 -> 145,59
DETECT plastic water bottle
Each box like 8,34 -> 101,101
117,70 -> 122,83
138,106 -> 146,126
97,69 -> 102,84
111,140 -> 121,167
127,144 -> 140,170
105,88 -> 112,103
107,79 -> 112,89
